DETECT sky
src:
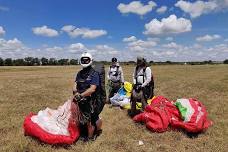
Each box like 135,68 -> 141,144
0,0 -> 228,61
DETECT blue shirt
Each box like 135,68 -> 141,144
75,69 -> 100,93
89,71 -> 100,86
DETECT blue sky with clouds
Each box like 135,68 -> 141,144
0,0 -> 228,61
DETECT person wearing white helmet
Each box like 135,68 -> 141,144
72,52 -> 102,141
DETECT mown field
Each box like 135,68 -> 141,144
0,65 -> 227,152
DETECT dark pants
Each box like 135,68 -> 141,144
108,81 -> 121,99
131,89 -> 148,113
78,97 -> 93,125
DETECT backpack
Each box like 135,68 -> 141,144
92,63 -> 106,115
134,66 -> 154,99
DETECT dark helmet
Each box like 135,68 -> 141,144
112,57 -> 117,63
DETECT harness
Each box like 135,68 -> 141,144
76,67 -> 96,124
134,66 -> 154,99
109,65 -> 120,83
77,68 -> 95,93
134,66 -> 147,85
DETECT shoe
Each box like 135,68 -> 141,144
95,129 -> 102,137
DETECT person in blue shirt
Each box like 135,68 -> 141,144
72,52 -> 102,141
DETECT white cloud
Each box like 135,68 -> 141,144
0,26 -> 5,36
196,34 -> 221,42
117,1 -> 157,16
156,6 -> 167,14
32,26 -> 59,37
67,44 -> 120,60
0,38 -> 34,58
213,0 -> 228,10
0,38 -> 24,52
147,37 -> 160,42
166,37 -> 174,41
61,25 -> 107,39
123,36 -> 137,42
68,43 -> 88,53
124,37 -> 157,51
144,14 -> 192,35
224,39 -> 228,42
95,45 -> 119,55
45,46 -> 63,52
162,42 -> 182,49
0,6 -> 9,12
175,0 -> 217,18
210,44 -> 228,53
1,38 -> 228,61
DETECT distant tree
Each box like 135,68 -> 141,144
14,59 -> 25,66
0,58 -> 4,66
69,59 -> 78,65
149,60 -> 154,64
128,61 -> 136,64
203,60 -> 213,64
58,59 -> 69,65
4,58 -> 13,66
41,57 -> 49,65
33,58 -> 40,65
24,57 -> 34,66
49,58 -> 57,65
224,59 -> 228,64
166,61 -> 172,64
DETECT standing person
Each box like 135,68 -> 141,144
129,56 -> 154,116
107,57 -> 124,102
72,52 -> 103,141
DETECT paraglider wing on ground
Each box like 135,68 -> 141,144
23,100 -> 80,144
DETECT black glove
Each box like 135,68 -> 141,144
135,85 -> 142,93
138,85 -> 142,90
74,94 -> 83,102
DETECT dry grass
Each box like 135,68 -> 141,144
0,65 -> 227,152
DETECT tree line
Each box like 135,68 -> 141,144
0,57 -> 228,66
0,57 -> 78,66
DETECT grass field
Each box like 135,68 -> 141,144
0,65 -> 228,152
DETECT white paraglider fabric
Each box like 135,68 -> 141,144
31,100 -> 72,136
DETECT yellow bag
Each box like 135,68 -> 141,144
123,82 -> 133,97
122,96 -> 156,110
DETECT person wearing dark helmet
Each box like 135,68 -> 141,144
107,57 -> 124,102
72,52 -> 102,141
129,56 -> 154,116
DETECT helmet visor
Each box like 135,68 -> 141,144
112,58 -> 117,63
81,57 -> 91,64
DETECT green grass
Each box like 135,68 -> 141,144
0,65 -> 228,152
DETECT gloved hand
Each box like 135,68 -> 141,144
133,84 -> 137,90
135,85 -> 142,93
74,94 -> 83,102
137,85 -> 142,90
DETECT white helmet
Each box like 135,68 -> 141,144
80,52 -> 93,68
